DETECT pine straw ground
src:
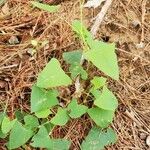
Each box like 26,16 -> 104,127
0,0 -> 150,149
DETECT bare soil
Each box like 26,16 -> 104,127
0,0 -> 150,149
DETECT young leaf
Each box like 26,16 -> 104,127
69,64 -> 88,80
81,127 -> 117,150
31,1 -> 60,13
67,99 -> 88,118
24,115 -> 39,130
72,20 -> 91,40
35,109 -> 51,118
31,85 -> 58,113
91,76 -> 106,90
1,117 -> 16,134
83,42 -> 119,80
88,107 -> 114,128
94,86 -> 118,111
37,58 -> 72,88
31,126 -> 52,148
8,121 -> 33,149
50,108 -> 69,126
63,50 -> 82,65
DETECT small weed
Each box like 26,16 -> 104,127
0,2 -> 119,149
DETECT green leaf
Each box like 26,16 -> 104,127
8,121 -> 33,149
81,127 -> 117,150
90,89 -> 101,99
31,1 -> 60,12
72,20 -> 91,39
37,58 -> 72,88
67,99 -> 88,118
88,108 -> 114,128
0,130 -> 6,138
86,38 -> 108,51
0,112 -> 7,138
94,86 -> 118,111
49,139 -> 71,150
63,50 -> 82,65
31,125 -> 71,149
63,50 -> 87,80
0,112 -> 5,125
69,64 -> 88,80
31,85 -> 58,113
15,110 -> 26,122
91,76 -> 106,90
1,117 -> 16,134
43,122 -> 54,133
24,115 -> 39,130
31,126 -> 51,148
35,109 -> 52,118
50,108 -> 69,126
83,42 -> 119,80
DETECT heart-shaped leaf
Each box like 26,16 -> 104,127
67,99 -> 88,118
35,109 -> 52,118
31,126 -> 51,148
91,76 -> 106,90
94,86 -> 118,111
84,41 -> 119,80
31,85 -> 58,113
8,121 -> 33,149
31,125 -> 71,149
88,107 -> 114,128
81,127 -> 117,150
50,108 -> 69,126
37,58 -> 72,88
24,115 -> 39,130
1,117 -> 16,134
63,50 -> 82,65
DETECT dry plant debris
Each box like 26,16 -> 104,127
0,0 -> 150,149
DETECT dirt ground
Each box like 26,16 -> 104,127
0,0 -> 150,149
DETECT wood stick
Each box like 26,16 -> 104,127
91,0 -> 113,37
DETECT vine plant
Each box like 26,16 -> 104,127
0,2 -> 119,150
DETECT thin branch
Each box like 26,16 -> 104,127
91,0 -> 113,37
141,0 -> 147,43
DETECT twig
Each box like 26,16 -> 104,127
125,109 -> 150,133
141,0 -> 147,43
74,55 -> 84,98
91,0 -> 113,37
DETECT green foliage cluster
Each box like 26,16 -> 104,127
0,2 -> 119,150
